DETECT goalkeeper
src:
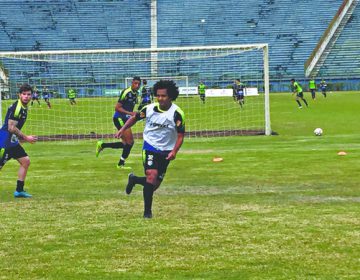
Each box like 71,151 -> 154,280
115,80 -> 185,219
96,76 -> 141,169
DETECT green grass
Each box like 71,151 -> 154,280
1,92 -> 360,279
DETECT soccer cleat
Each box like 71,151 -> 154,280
14,191 -> 32,198
96,140 -> 103,157
125,173 -> 135,195
298,106 -> 303,109
116,164 -> 132,170
143,211 -> 153,219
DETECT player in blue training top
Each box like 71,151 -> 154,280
0,84 -> 38,198
31,86 -> 41,106
319,79 -> 327,98
115,80 -> 185,219
96,76 -> 141,169
138,79 -> 153,110
232,79 -> 246,107
42,86 -> 52,109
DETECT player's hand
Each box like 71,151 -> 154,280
115,129 -> 123,139
25,135 -> 37,144
130,111 -> 137,117
166,151 -> 177,161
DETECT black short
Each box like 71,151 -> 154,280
142,150 -> 171,181
0,145 -> 28,168
113,116 -> 130,130
296,92 -> 304,98
200,94 -> 205,100
236,94 -> 244,100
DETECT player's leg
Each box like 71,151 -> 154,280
12,146 -> 32,198
143,153 -> 170,218
237,95 -> 243,107
117,128 -> 134,169
322,90 -> 327,98
311,89 -> 315,100
299,92 -> 308,107
96,118 -> 125,157
240,95 -> 245,106
295,95 -> 302,108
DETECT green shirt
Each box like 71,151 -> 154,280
293,82 -> 303,93
198,84 -> 206,95
68,89 -> 76,98
309,80 -> 316,89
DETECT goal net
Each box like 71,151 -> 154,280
0,45 -> 271,140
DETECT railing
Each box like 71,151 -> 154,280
304,0 -> 354,77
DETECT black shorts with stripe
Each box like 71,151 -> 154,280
113,115 -> 130,130
0,144 -> 28,168
142,150 -> 171,181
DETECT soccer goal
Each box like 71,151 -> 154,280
0,44 -> 271,140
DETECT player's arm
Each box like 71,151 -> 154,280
115,101 -> 135,116
166,132 -> 184,160
8,119 -> 37,144
115,106 -> 147,138
114,115 -> 137,138
166,110 -> 185,160
115,91 -> 136,116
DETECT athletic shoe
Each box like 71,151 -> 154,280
126,173 -> 135,195
298,106 -> 303,109
14,191 -> 32,198
116,164 -> 132,170
143,211 -> 153,219
96,140 -> 103,157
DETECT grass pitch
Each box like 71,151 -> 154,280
0,91 -> 359,279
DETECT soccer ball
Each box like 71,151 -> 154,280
314,128 -> 323,136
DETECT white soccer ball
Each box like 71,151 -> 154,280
314,128 -> 323,136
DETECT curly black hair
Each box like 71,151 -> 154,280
153,80 -> 179,101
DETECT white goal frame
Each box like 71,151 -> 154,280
125,76 -> 189,88
0,44 -> 271,137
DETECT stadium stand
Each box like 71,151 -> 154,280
318,4 -> 360,82
1,0 -> 358,91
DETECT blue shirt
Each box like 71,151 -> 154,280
0,100 -> 28,148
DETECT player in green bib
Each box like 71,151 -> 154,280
291,79 -> 308,109
198,81 -> 206,104
309,78 -> 317,100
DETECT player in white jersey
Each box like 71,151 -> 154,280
115,80 -> 185,219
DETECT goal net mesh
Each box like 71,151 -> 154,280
0,45 -> 269,140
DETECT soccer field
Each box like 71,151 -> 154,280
0,92 -> 359,279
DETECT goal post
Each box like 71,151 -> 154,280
0,44 -> 271,140
125,76 -> 189,88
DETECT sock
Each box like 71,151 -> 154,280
118,157 -> 125,166
143,182 -> 155,214
102,142 -> 124,149
303,99 -> 308,107
296,100 -> 302,107
16,180 -> 24,192
121,143 -> 133,159
133,176 -> 146,186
